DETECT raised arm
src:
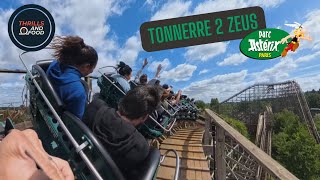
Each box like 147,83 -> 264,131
154,64 -> 162,78
280,34 -> 295,44
300,36 -> 312,41
134,58 -> 148,81
172,90 -> 182,105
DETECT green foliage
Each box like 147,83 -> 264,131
272,110 -> 320,179
221,115 -> 249,138
305,90 -> 320,108
314,114 -> 320,133
210,98 -> 219,111
195,100 -> 208,110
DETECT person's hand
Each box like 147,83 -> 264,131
143,58 -> 148,67
0,129 -> 74,180
178,90 -> 182,94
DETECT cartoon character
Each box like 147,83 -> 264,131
280,22 -> 312,57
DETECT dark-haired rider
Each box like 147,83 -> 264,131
83,85 -> 161,177
46,36 -> 98,119
112,61 -> 132,93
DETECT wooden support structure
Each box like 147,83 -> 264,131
205,109 -> 299,180
215,125 -> 226,180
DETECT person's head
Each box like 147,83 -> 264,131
118,61 -> 132,80
118,85 -> 161,126
155,80 -> 160,86
162,84 -> 169,90
51,36 -> 98,76
139,74 -> 148,85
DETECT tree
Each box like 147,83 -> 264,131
305,91 -> 320,108
210,98 -> 219,111
272,110 -> 320,179
195,100 -> 207,110
221,115 -> 249,138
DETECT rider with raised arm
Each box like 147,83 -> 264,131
147,64 -> 162,85
134,58 -> 148,85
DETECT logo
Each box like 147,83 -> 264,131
140,6 -> 266,52
240,28 -> 290,60
8,4 -> 55,51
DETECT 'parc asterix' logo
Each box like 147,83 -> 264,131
8,4 -> 55,51
240,28 -> 290,60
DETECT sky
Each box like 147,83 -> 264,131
0,0 -> 320,106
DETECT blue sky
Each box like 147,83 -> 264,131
0,0 -> 320,105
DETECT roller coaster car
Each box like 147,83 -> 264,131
97,69 -> 177,139
0,118 -> 15,139
23,59 -> 178,180
173,96 -> 198,121
97,74 -> 125,109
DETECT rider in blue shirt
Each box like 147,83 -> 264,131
47,36 -> 98,119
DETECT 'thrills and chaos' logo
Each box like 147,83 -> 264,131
8,4 -> 55,51
19,21 -> 45,35
240,28 -> 290,60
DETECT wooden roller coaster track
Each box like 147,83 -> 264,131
157,121 -> 211,180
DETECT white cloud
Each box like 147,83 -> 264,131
193,0 -> 247,15
147,58 -> 171,73
150,0 -> 192,21
199,69 -> 209,75
0,9 -> 24,68
295,74 -> 320,92
117,34 -> 142,67
160,63 -> 197,82
0,0 -> 139,106
183,70 -> 248,102
251,49 -> 320,83
251,0 -> 285,8
295,51 -> 320,63
143,0 -> 159,11
299,9 -> 320,50
184,42 -> 228,62
252,58 -> 297,83
24,0 -> 140,68
193,0 -> 285,15
217,53 -> 248,66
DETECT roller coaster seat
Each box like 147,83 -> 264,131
128,146 -> 161,180
98,74 -> 176,139
27,63 -> 126,179
27,63 -> 163,179
129,80 -> 138,89
138,116 -> 170,139
0,118 -> 15,139
97,74 -> 125,109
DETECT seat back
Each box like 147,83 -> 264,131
62,112 -> 125,180
98,74 -> 125,109
138,106 -> 174,139
127,147 -> 161,180
98,74 -> 177,138
27,64 -> 125,180
129,81 -> 138,89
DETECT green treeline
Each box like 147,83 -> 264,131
195,98 -> 249,138
272,110 -> 320,179
195,97 -> 320,179
305,89 -> 320,108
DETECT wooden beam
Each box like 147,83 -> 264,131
215,126 -> 226,180
205,109 -> 299,180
